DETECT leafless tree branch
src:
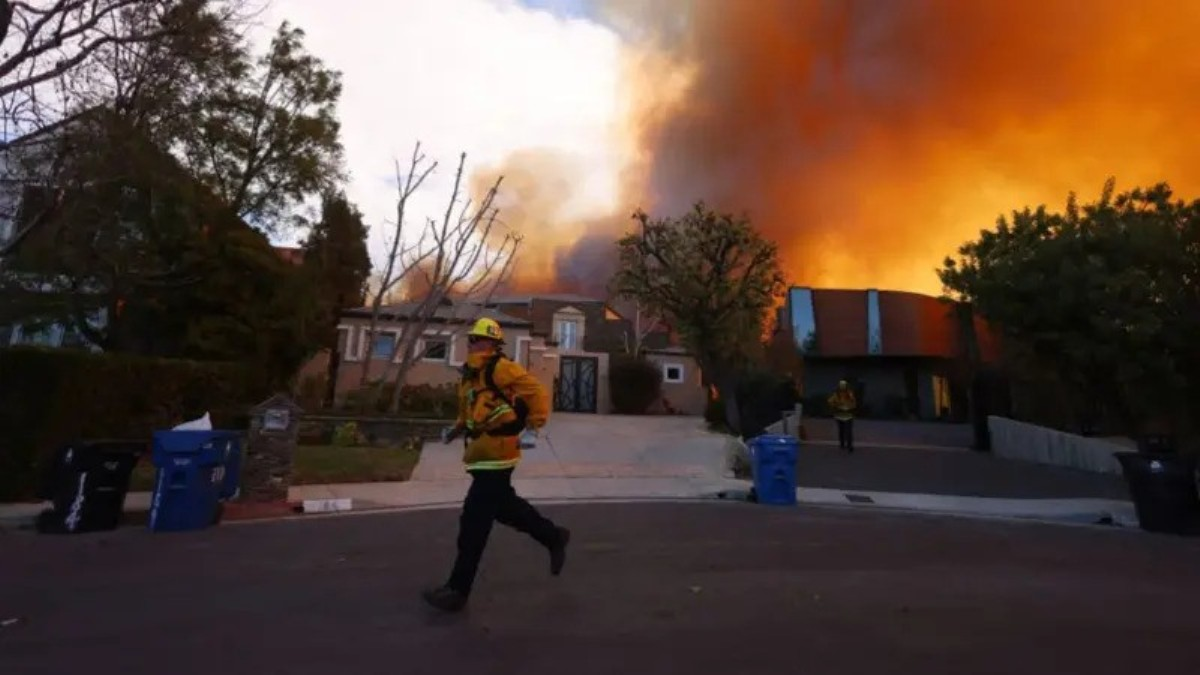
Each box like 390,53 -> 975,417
358,140 -> 437,385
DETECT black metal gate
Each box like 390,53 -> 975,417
555,356 -> 598,413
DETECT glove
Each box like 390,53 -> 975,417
441,425 -> 463,444
518,427 -> 539,449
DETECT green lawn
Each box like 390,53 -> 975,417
128,443 -> 423,492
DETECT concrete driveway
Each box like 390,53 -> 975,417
412,413 -> 729,482
804,418 -> 975,448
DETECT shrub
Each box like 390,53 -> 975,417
331,421 -> 364,447
703,370 -> 798,437
0,347 -> 269,502
341,381 -> 458,418
395,383 -> 457,418
704,395 -> 728,432
608,355 -> 663,415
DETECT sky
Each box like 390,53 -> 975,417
254,0 -> 624,268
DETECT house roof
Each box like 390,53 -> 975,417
488,293 -> 604,305
785,286 -> 1000,361
342,302 -> 531,328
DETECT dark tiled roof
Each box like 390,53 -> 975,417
488,293 -> 604,305
342,302 -> 531,327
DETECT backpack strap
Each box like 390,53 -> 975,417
483,355 -> 510,404
482,355 -> 529,436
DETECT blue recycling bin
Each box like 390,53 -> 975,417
148,430 -> 243,532
750,434 -> 799,506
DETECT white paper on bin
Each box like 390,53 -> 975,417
173,412 -> 213,431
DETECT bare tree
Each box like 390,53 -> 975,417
357,141 -> 437,386
622,299 -> 662,357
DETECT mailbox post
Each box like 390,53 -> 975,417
243,394 -> 303,503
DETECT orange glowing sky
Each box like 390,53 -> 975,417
480,0 -> 1200,297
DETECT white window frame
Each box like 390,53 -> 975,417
420,336 -> 451,362
556,319 -> 581,351
662,362 -> 686,384
514,336 -> 532,367
337,326 -> 359,361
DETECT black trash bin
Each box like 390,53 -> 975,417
35,440 -> 146,534
1114,451 -> 1200,536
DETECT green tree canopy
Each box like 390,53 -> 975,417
940,179 -> 1199,436
301,191 -> 372,405
303,191 -> 372,336
611,201 -> 785,433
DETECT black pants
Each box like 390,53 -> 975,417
836,419 -> 854,450
447,468 -> 559,595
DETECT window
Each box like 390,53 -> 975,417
14,324 -> 60,347
337,328 -> 353,359
371,333 -> 396,360
663,363 -> 685,384
932,375 -> 952,418
866,288 -> 882,355
421,337 -> 449,361
556,319 -> 580,351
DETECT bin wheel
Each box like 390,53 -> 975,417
212,503 -> 225,526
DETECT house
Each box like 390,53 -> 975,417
303,293 -> 710,416
302,301 -> 542,395
485,294 -> 706,415
781,286 -> 1001,421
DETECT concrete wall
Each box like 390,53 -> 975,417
987,416 -> 1126,475
644,352 -> 706,415
764,404 -> 805,438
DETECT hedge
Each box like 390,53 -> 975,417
609,355 -> 663,415
704,370 -> 799,437
0,347 -> 269,502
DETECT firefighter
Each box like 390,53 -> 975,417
827,380 -> 857,452
422,317 -> 570,613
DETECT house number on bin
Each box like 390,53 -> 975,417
263,408 -> 290,431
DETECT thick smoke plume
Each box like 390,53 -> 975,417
486,0 -> 1200,296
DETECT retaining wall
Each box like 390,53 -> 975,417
987,416 -> 1128,475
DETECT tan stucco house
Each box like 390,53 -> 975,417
301,295 -> 709,416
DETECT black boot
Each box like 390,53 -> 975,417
549,527 -> 571,576
422,585 -> 468,613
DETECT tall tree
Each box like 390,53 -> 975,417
177,21 -> 344,229
940,179 -> 1199,438
612,201 -> 785,435
2,4 -> 340,260
303,191 -> 371,407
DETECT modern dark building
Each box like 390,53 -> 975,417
782,286 -> 1000,421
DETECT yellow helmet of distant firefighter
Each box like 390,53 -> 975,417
468,317 -> 504,342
